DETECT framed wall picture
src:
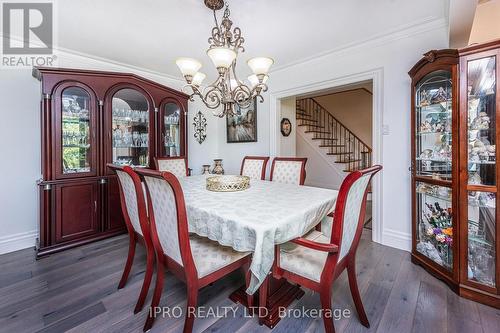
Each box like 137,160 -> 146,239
226,98 -> 257,143
281,118 -> 292,137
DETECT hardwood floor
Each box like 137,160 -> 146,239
0,230 -> 498,333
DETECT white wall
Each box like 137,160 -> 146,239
0,48 -> 218,254
296,130 -> 345,190
279,97 -> 297,157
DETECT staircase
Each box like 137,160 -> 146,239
296,98 -> 372,172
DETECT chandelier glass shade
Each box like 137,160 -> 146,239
176,1 -> 273,117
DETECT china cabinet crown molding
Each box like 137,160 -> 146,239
410,40 -> 500,309
34,67 -> 188,258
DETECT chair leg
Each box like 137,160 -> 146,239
134,246 -> 155,314
320,287 -> 335,333
258,276 -> 269,325
118,234 -> 136,289
347,260 -> 370,328
183,287 -> 199,333
143,260 -> 165,332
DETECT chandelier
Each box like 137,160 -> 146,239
175,0 -> 274,117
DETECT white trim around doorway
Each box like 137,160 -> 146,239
269,68 -> 384,245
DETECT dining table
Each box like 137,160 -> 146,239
178,174 -> 339,327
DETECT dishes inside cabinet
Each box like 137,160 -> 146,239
111,89 -> 150,167
467,56 -> 496,186
415,182 -> 453,270
61,88 -> 92,174
415,70 -> 453,180
467,191 -> 496,287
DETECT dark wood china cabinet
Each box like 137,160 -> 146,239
34,67 -> 188,257
409,40 -> 500,308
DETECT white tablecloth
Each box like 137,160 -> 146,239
179,175 -> 338,294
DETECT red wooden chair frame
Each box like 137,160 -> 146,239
107,164 -> 155,314
269,157 -> 308,185
271,165 -> 382,333
154,156 -> 190,176
136,168 -> 253,332
240,156 -> 270,180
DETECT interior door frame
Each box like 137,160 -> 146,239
269,68 -> 384,244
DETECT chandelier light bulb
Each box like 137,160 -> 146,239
192,72 -> 206,86
207,47 -> 237,70
248,74 -> 268,87
247,57 -> 274,76
175,1 -> 274,117
176,57 -> 202,78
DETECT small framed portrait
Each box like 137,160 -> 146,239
280,118 -> 292,137
226,98 -> 257,143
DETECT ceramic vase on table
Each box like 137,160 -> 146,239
202,164 -> 211,175
212,159 -> 224,175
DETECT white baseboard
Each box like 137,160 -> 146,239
382,228 -> 411,252
0,230 -> 37,255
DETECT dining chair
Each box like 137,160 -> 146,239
270,165 -> 382,333
137,169 -> 253,333
155,156 -> 189,178
270,157 -> 307,185
107,164 -> 155,314
240,156 -> 270,180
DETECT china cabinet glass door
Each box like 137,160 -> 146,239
56,85 -> 97,178
159,101 -> 185,157
414,69 -> 456,272
111,88 -> 150,167
463,55 -> 497,289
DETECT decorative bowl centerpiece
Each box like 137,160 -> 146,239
206,175 -> 250,192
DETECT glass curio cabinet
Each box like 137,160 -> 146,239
410,49 -> 459,286
410,43 -> 500,310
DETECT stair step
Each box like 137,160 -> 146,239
327,152 -> 353,155
305,130 -> 331,134
297,120 -> 319,125
311,137 -> 338,141
335,159 -> 362,164
318,144 -> 344,147
298,125 -> 325,129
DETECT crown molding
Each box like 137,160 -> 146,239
1,33 -> 184,82
270,16 -> 448,73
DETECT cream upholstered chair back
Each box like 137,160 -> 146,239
270,157 -> 307,185
334,165 -> 382,260
338,174 -> 371,259
240,156 -> 269,180
116,169 -> 143,235
143,173 -> 184,266
155,157 -> 187,178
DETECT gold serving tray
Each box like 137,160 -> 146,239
206,175 -> 250,192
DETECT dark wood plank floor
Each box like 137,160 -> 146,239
0,230 -> 498,333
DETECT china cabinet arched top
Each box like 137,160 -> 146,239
105,84 -> 155,171
158,96 -> 188,158
53,81 -> 99,179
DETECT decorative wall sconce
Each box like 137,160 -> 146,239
193,111 -> 207,144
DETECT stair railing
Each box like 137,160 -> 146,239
296,98 -> 372,172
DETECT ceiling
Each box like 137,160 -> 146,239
56,0 -> 448,80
